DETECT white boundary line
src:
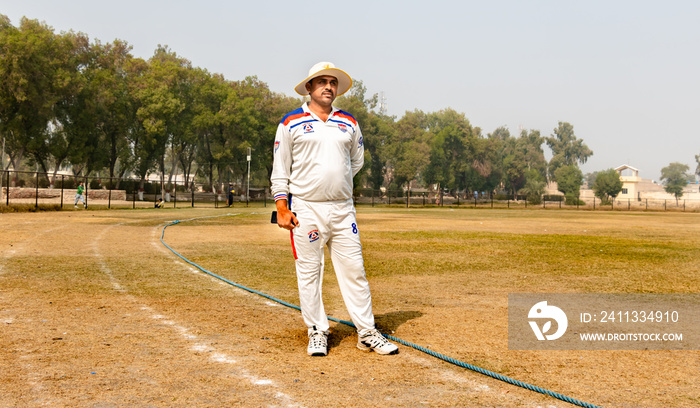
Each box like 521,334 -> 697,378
90,223 -> 302,407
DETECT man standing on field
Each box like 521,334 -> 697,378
74,181 -> 86,209
270,62 -> 398,357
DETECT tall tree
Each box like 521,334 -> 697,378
0,17 -> 85,183
592,168 -> 623,204
178,67 -> 214,190
422,108 -> 476,195
388,110 -> 431,190
27,26 -> 90,182
216,76 -> 269,192
520,169 -> 546,204
660,162 -> 692,203
546,122 -> 592,181
131,45 -> 188,197
192,72 -> 229,191
122,56 -> 150,195
0,16 -> 35,176
469,134 -> 504,196
83,39 -> 137,187
502,129 -> 546,195
554,164 -> 584,204
53,34 -> 116,183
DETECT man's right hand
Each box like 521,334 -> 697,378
276,202 -> 299,231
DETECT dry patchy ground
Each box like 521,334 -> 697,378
0,207 -> 698,407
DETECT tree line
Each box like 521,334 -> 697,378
2,16 -> 696,201
0,16 -> 303,194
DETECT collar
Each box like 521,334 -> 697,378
303,102 -> 337,121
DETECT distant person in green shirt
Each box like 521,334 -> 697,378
74,181 -> 86,209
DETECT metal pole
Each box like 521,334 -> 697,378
35,171 -> 39,208
60,175 -> 64,208
108,177 -> 112,209
84,177 -> 88,209
246,147 -> 251,207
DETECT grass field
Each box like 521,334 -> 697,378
1,206 -> 698,407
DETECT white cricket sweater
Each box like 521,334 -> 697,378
270,103 -> 364,203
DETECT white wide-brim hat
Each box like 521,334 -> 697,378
294,61 -> 353,96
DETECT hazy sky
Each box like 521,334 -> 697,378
3,0 -> 699,181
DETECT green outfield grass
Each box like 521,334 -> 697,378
171,207 -> 700,296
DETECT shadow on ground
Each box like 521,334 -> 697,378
327,310 -> 423,349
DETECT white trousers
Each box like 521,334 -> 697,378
290,197 -> 375,334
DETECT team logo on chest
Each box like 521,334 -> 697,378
338,123 -> 347,133
303,123 -> 314,133
308,229 -> 320,243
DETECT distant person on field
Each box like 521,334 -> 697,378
155,198 -> 164,208
74,181 -> 86,209
227,184 -> 235,207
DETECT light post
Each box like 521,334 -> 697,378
246,147 -> 251,206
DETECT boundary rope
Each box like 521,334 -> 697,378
160,215 -> 603,408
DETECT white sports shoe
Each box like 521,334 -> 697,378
307,327 -> 328,357
357,329 -> 399,355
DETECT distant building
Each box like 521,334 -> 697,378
614,164 -> 696,201
576,164 -> 698,202
615,164 -> 641,200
